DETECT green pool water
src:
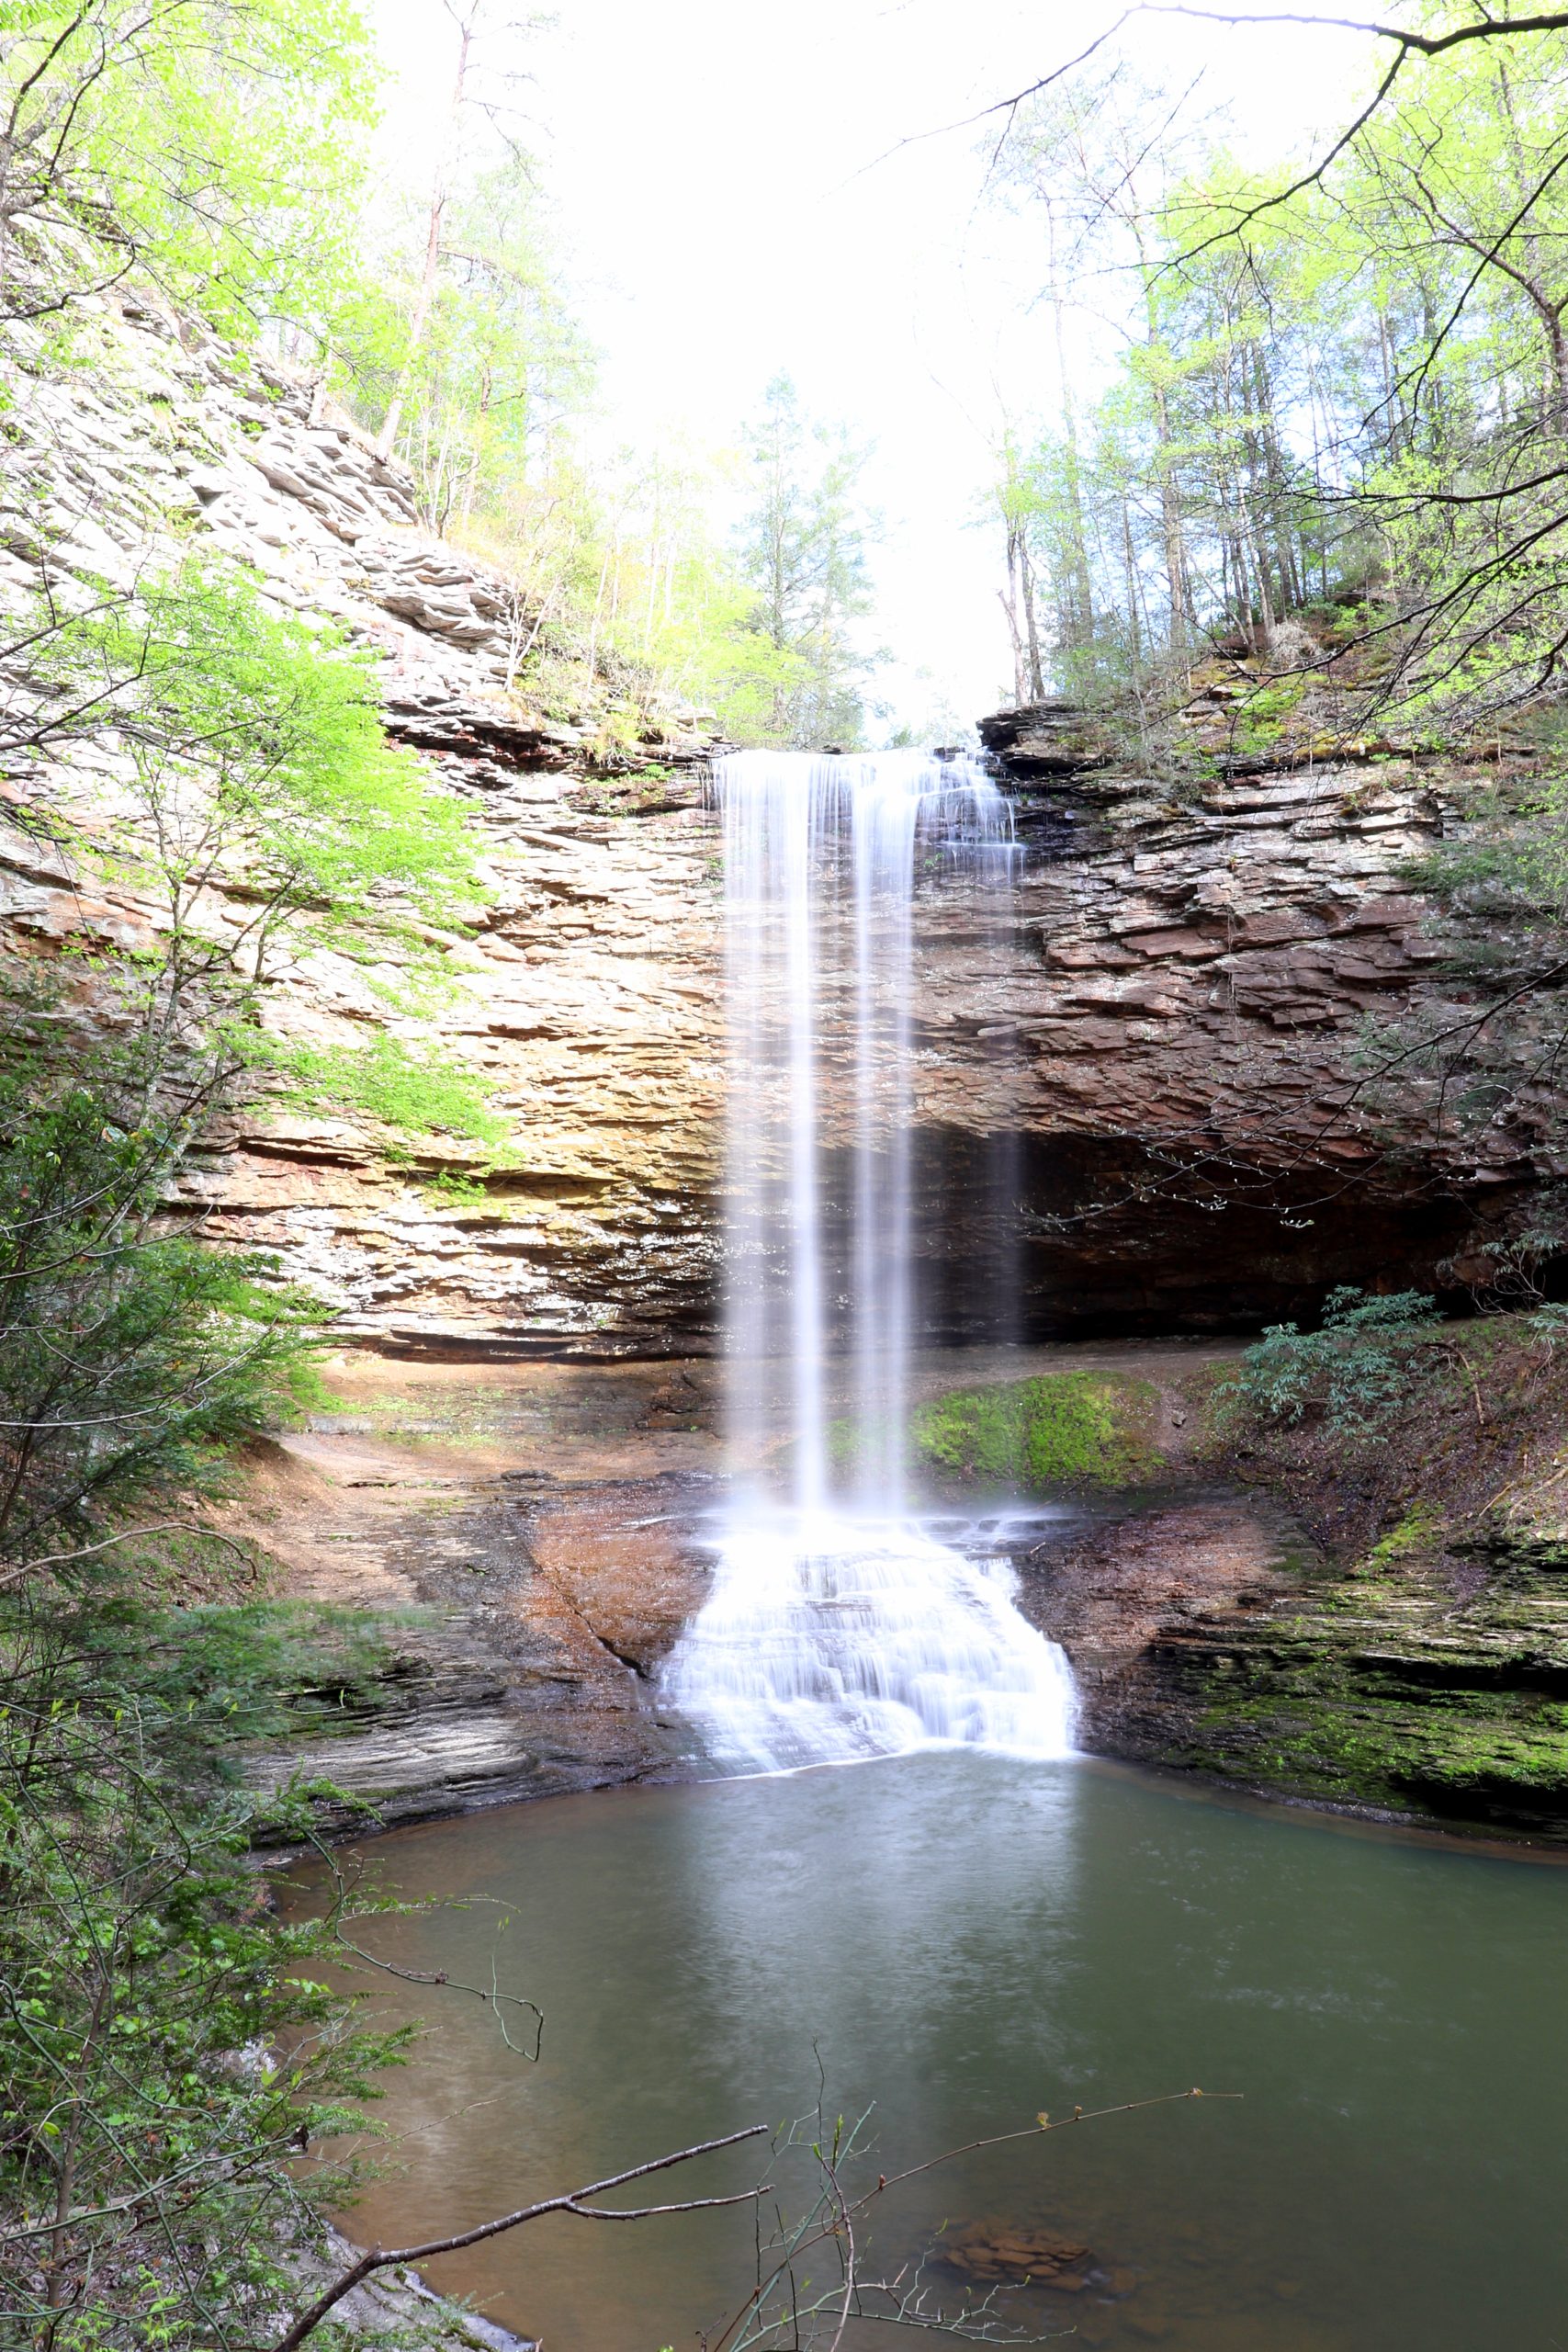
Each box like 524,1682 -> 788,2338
285,1751 -> 1568,2351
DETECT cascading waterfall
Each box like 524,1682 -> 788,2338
662,748 -> 1077,1771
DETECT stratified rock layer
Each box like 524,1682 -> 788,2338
230,1360 -> 717,1828
906,718 -> 1536,1335
991,1346 -> 1568,1841
1,285 -> 725,1356
4,286 -> 1548,1355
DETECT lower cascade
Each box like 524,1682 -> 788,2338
662,749 -> 1076,1770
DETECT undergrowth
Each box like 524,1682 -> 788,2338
1230,1286 -> 1444,1435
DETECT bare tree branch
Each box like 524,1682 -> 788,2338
267,2125 -> 773,2352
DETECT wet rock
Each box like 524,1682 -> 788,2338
1016,1493 -> 1317,1747
229,1376 -> 719,1827
936,2219 -> 1097,2290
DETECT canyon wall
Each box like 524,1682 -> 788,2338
2,288 -> 725,1356
904,704 -> 1527,1337
4,292 -> 1541,1353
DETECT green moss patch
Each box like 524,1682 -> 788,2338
1364,1501 -> 1448,1570
1140,1528 -> 1568,1837
908,1372 -> 1162,1491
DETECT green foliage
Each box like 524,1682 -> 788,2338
41,554 -> 485,964
5,1 -> 893,752
1235,1287 -> 1444,1436
0,1001 -> 322,1566
984,21 -> 1568,730
0,0 -> 378,337
1393,755 -> 1568,1159
909,1373 -> 1159,1490
0,1585 -> 411,2350
321,73 -> 832,745
736,373 -> 881,749
1230,676 -> 1307,750
1410,741 -> 1568,940
445,386 -> 880,750
269,1035 -> 506,1148
0,959 -> 494,2352
0,533 -> 520,1570
413,1164 -> 491,1207
344,155 -> 597,536
1366,1501 -> 1447,1568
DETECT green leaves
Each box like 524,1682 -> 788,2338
59,554 -> 485,954
265,1033 -> 506,1146
0,1651 -> 408,2349
736,374 -> 883,749
2,0 -> 379,337
984,17 -> 1568,729
1235,1287 -> 1444,1436
0,1068 -> 321,1558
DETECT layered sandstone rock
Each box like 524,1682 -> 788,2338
3,282 -> 1546,1356
1,286 -> 726,1356
224,1359 -> 718,1827
904,707 -> 1537,1334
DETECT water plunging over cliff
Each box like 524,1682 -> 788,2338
663,750 -> 1076,1770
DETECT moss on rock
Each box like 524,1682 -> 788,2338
1134,1529 -> 1568,1837
908,1372 -> 1163,1491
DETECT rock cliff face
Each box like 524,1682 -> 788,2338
2,288 -> 726,1356
4,293 -> 1542,1357
860,709 -> 1526,1340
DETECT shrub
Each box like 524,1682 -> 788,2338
1235,1286 -> 1443,1435
0,1590 -> 410,2352
0,1020 -> 321,1569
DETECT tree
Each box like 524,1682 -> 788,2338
364,0 -> 555,466
987,64 -> 1208,676
976,8 -> 1568,729
0,1008 -> 314,1571
0,543 -> 518,2340
0,1649 -> 409,2352
991,429 -> 1048,703
406,159 -> 596,531
0,0 -> 377,335
738,374 -> 881,747
0,552 -> 494,1584
20,551 -> 486,1035
961,0 -> 1568,1214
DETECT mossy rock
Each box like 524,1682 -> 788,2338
908,1373 -> 1163,1491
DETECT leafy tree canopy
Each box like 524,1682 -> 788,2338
0,0 -> 378,336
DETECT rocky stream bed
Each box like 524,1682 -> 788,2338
236,1340 -> 1568,1847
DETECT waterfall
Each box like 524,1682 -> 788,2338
662,749 -> 1076,1771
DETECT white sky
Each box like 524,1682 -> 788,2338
367,0 -> 1377,735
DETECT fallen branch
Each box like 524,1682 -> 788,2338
707,2087 -> 1239,2352
269,2124 -> 772,2352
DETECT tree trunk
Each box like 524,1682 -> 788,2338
1120,498 -> 1144,684
376,15 -> 472,461
998,540 -> 1027,707
1019,532 -> 1046,700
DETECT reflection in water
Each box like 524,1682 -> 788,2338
288,1752 -> 1568,2352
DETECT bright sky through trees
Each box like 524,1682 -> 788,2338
367,0 -> 1373,733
